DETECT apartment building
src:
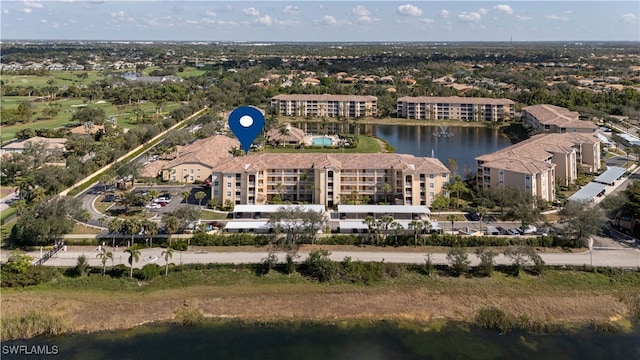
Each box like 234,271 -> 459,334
160,135 -> 240,183
270,94 -> 378,118
211,153 -> 449,208
396,96 -> 515,122
475,133 -> 601,202
522,104 -> 597,134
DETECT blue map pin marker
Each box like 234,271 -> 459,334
228,106 -> 265,155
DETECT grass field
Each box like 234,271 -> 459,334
1,96 -> 181,143
2,267 -> 638,338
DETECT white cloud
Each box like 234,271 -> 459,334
419,18 -> 434,24
22,1 -> 44,9
396,4 -> 423,17
621,13 -> 637,23
111,11 -> 126,17
321,15 -> 337,25
3,9 -> 9,14
40,19 -> 47,23
479,8 -> 488,15
564,10 -> 572,14
546,15 -> 569,21
493,5 -> 514,15
243,7 -> 260,16
21,8 -> 33,13
282,5 -> 300,15
351,5 -> 370,17
257,15 -> 273,26
440,9 -> 449,19
205,10 -> 216,17
515,15 -> 532,21
458,12 -> 481,23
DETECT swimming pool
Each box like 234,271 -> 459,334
311,137 -> 334,146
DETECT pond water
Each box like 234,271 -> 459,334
4,320 -> 639,360
370,124 -> 512,172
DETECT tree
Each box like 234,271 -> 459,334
504,246 -> 544,276
96,248 -> 114,276
161,247 -> 174,276
446,158 -> 459,178
559,200 -> 606,245
143,219 -> 158,247
9,197 -> 80,246
363,215 -> 377,245
475,247 -> 496,277
377,214 -> 394,246
446,247 -> 470,277
108,218 -> 124,247
389,221 -> 404,246
446,176 -> 469,208
380,183 -> 392,204
181,190 -> 191,204
194,191 -> 207,207
431,194 -> 449,213
408,220 -> 424,247
303,249 -> 337,283
124,218 -> 142,247
446,214 -> 457,235
124,246 -> 141,279
74,255 -> 90,277
163,215 -> 180,245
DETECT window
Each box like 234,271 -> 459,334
172,176 -> 176,181
227,182 -> 232,187
214,181 -> 219,187
214,190 -> 218,195
429,183 -> 434,188
190,169 -> 194,174
227,174 -> 232,179
226,191 -> 231,196
429,174 -> 434,179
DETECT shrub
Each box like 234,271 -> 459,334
474,306 -> 515,333
1,310 -> 66,340
138,264 -> 161,280
446,247 -> 470,277
301,249 -> 337,283
340,257 -> 384,285
0,266 -> 60,288
475,247 -> 496,277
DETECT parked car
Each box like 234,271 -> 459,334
102,194 -> 117,202
506,228 -> 521,236
157,196 -> 171,203
146,203 -> 161,209
466,211 -> 480,221
522,225 -> 537,234
157,201 -> 168,207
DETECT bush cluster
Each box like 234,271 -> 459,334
1,266 -> 61,288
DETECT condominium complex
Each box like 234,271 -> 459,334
211,153 -> 449,208
270,94 -> 378,118
522,104 -> 597,134
396,96 -> 515,122
475,133 -> 601,202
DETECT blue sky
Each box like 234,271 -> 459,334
1,1 -> 639,42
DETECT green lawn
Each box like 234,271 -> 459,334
200,210 -> 231,220
2,71 -> 103,89
262,135 -> 384,154
1,97 -> 180,143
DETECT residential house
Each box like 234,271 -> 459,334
266,123 -> 305,147
271,94 -> 378,118
1,136 -> 66,154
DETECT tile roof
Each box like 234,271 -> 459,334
523,104 -> 597,129
271,94 -> 377,102
397,96 -> 514,105
266,124 -> 305,143
162,135 -> 240,169
476,133 -> 596,173
213,153 -> 449,174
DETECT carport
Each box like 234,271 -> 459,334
568,182 -> 607,202
593,166 -> 626,186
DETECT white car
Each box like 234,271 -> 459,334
157,197 -> 171,203
146,203 -> 161,209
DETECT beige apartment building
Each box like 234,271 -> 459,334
522,104 -> 597,134
270,94 -> 378,118
396,96 -> 515,122
211,153 -> 449,208
160,135 -> 240,183
475,133 -> 601,202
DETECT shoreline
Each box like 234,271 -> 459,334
3,268 -> 638,340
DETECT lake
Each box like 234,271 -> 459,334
3,320 -> 639,360
369,124 -> 512,172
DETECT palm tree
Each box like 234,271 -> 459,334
477,206 -> 487,233
143,219 -> 158,247
195,191 -> 207,207
108,218 -> 124,248
181,191 -> 191,204
446,214 -> 457,235
124,218 -> 142,247
378,214 -> 394,246
363,215 -> 376,245
96,248 -> 113,276
161,247 -> 174,276
124,246 -> 141,279
408,220 -> 424,247
380,183 -> 392,204
163,215 -> 180,246
389,221 -> 404,247
446,176 -> 469,208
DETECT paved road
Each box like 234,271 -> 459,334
6,246 -> 639,269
